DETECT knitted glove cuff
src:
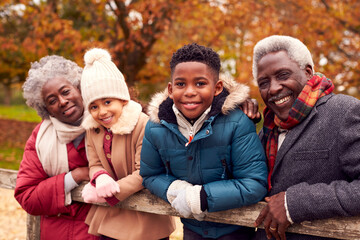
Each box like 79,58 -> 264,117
105,196 -> 120,206
167,180 -> 193,203
200,187 -> 208,211
185,185 -> 203,215
90,170 -> 110,187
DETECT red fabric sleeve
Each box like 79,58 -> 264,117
14,123 -> 70,216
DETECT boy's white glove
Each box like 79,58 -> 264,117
168,185 -> 204,219
185,185 -> 203,215
169,189 -> 192,217
81,182 -> 106,203
166,180 -> 193,204
95,174 -> 120,198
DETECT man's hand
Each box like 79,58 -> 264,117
240,98 -> 261,123
254,192 -> 291,240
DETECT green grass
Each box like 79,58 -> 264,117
0,104 -> 40,170
0,145 -> 23,170
0,105 -> 41,122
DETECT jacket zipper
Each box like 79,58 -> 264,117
185,127 -> 194,147
165,160 -> 172,176
221,159 -> 226,179
221,159 -> 233,179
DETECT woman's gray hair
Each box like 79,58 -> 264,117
252,35 -> 314,79
22,55 -> 83,119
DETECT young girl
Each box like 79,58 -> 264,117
80,48 -> 175,240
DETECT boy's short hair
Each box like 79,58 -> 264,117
170,43 -> 220,80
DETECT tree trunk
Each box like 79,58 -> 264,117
2,83 -> 12,106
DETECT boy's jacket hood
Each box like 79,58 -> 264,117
147,78 -> 250,124
82,100 -> 142,135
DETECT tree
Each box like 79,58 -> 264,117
246,0 -> 360,97
1,0 -> 186,104
1,0 -> 359,105
56,0 -> 182,86
0,0 -> 90,104
0,1 -> 29,104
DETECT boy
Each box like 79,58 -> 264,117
140,43 -> 267,239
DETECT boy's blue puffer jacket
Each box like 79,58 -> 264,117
140,79 -> 267,239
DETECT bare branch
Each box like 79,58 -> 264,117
320,0 -> 360,35
112,0 -> 130,39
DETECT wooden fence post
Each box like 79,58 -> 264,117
26,215 -> 40,240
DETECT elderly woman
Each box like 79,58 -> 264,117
14,55 -> 98,240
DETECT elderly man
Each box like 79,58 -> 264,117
252,35 -> 360,240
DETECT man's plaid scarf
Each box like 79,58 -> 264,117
262,73 -> 334,190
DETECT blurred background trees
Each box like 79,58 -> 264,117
1,0 -> 359,105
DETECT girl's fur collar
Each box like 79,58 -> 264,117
147,78 -> 249,124
82,100 -> 142,135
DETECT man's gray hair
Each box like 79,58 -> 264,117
252,35 -> 314,79
22,55 -> 83,119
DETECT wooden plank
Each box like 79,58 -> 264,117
0,168 -> 18,189
26,214 -> 40,240
72,183 -> 360,240
2,168 -> 360,239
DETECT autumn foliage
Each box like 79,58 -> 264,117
0,0 -> 359,103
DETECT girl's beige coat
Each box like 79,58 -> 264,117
82,101 -> 175,240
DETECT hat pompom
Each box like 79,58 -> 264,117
84,48 -> 112,66
81,47 -> 131,111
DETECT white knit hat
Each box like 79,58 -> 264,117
81,48 -> 130,111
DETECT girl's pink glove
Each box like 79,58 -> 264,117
81,182 -> 106,203
95,174 -> 120,198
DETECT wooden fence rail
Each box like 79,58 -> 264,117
1,168 -> 360,240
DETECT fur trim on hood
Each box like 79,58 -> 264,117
147,78 -> 249,123
82,100 -> 142,135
